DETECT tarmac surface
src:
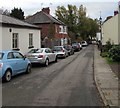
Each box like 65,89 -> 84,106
94,45 -> 119,107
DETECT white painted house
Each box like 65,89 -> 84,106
0,14 -> 41,54
102,14 -> 120,45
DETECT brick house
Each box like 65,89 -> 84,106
25,7 -> 70,48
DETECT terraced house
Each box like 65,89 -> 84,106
0,14 -> 41,54
102,13 -> 120,45
25,7 -> 70,48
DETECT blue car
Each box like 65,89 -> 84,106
0,50 -> 31,82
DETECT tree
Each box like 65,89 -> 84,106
55,5 -> 99,42
10,7 -> 24,20
55,5 -> 79,42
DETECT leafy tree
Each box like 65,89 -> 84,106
55,5 -> 99,42
10,7 -> 24,20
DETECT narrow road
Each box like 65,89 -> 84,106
2,45 -> 103,106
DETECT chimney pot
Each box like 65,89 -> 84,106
42,7 -> 50,14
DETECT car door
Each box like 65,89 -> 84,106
6,52 -> 18,75
45,48 -> 55,62
13,52 -> 28,73
48,48 -> 56,62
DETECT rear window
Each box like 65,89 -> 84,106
54,47 -> 62,51
72,43 -> 78,46
82,41 -> 85,44
0,53 -> 4,59
64,45 -> 71,50
28,49 -> 43,53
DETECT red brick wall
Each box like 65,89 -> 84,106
37,23 -> 69,42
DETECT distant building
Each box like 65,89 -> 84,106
25,7 -> 70,48
102,14 -> 120,45
0,14 -> 41,54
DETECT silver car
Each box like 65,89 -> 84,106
25,48 -> 57,66
53,46 -> 68,58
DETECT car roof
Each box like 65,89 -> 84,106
30,48 -> 50,50
54,46 -> 63,47
0,50 -> 18,53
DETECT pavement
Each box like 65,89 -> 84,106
94,45 -> 119,107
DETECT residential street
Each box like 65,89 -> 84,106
2,45 -> 103,106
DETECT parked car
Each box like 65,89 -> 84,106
81,41 -> 88,47
0,50 -> 31,82
78,43 -> 82,50
72,43 -> 81,52
25,48 -> 57,66
63,45 -> 74,56
53,46 -> 68,58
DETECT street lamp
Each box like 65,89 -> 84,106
99,16 -> 102,41
99,12 -> 102,53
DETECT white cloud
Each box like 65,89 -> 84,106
0,0 -> 118,21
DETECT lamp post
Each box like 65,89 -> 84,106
99,16 -> 102,41
99,12 -> 102,53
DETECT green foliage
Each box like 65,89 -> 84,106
103,40 -> 112,52
108,45 -> 120,62
55,5 -> 99,42
10,7 -> 24,20
101,52 -> 108,57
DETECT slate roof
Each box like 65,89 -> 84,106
0,14 -> 40,29
25,11 -> 65,25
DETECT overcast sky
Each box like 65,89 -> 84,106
0,0 -> 119,21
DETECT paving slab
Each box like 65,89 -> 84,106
94,45 -> 119,107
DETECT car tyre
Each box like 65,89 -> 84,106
3,70 -> 12,82
55,56 -> 57,62
45,59 -> 49,66
26,64 -> 31,74
64,54 -> 66,59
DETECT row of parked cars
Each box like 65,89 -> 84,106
0,41 -> 88,82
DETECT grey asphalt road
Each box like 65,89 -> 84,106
2,45 -> 103,106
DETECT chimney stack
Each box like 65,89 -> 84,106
42,7 -> 50,14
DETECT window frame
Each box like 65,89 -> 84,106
29,33 -> 33,48
12,33 -> 19,49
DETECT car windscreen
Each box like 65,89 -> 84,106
28,49 -> 43,53
54,47 -> 62,51
0,53 -> 4,59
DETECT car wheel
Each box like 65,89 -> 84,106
3,70 -> 12,82
26,64 -> 31,74
64,54 -> 66,58
45,59 -> 49,66
55,57 -> 57,62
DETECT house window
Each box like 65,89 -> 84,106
59,26 -> 63,33
29,33 -> 33,47
12,33 -> 19,49
29,33 -> 34,48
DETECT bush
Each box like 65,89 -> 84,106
103,40 -> 112,52
101,52 -> 108,57
108,45 -> 120,62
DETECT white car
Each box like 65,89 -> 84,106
81,41 -> 88,47
53,46 -> 68,58
25,48 -> 57,66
